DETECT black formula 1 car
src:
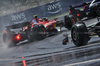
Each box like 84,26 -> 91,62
64,0 -> 100,30
3,18 -> 58,46
69,0 -> 100,19
68,2 -> 90,20
71,17 -> 100,46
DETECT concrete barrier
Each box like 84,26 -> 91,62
0,0 -> 92,30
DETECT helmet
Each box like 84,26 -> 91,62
34,15 -> 38,18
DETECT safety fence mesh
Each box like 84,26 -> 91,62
0,0 -> 58,16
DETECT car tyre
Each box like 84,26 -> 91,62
28,25 -> 46,41
64,15 -> 77,30
27,30 -> 34,42
96,5 -> 100,16
71,22 -> 89,46
36,25 -> 46,40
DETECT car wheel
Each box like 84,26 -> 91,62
96,6 -> 100,16
64,15 -> 77,30
27,30 -> 34,42
31,25 -> 46,40
37,25 -> 46,40
71,22 -> 89,46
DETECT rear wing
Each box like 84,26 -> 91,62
70,2 -> 91,8
6,22 -> 30,29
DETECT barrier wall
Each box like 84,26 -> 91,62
0,0 -> 92,30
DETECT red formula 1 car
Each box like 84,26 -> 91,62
3,18 -> 58,46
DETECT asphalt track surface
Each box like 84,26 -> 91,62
0,17 -> 100,66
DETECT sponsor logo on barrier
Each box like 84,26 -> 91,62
47,2 -> 62,14
11,13 -> 27,23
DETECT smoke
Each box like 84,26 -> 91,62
0,33 -> 13,54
